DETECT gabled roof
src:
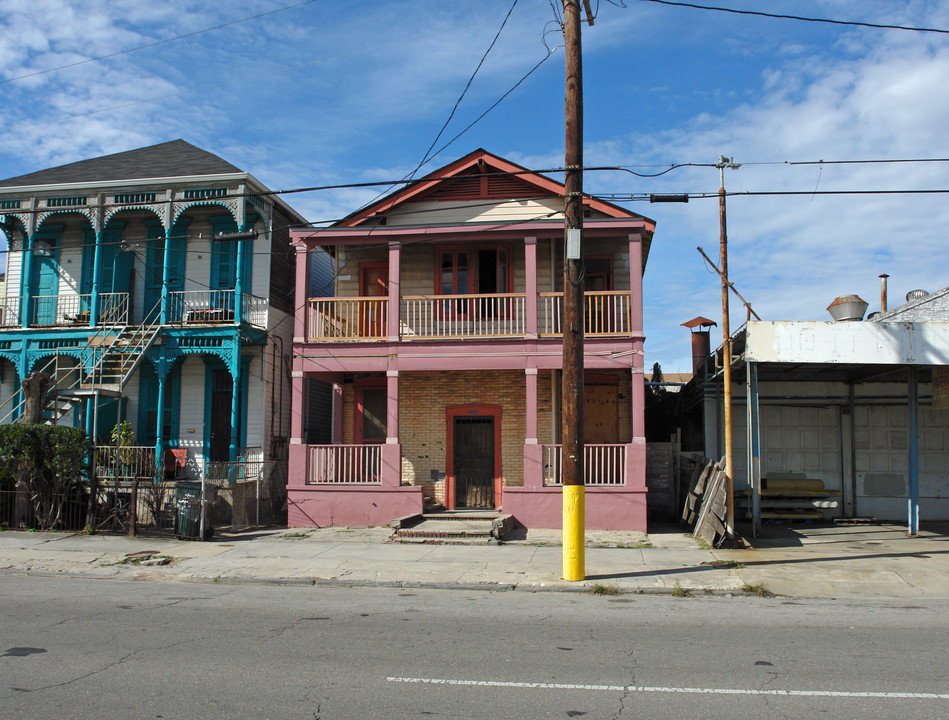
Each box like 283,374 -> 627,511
0,139 -> 242,188
335,148 -> 653,228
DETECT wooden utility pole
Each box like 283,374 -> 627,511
562,0 -> 586,581
717,156 -> 739,541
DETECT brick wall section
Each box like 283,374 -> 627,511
398,370 -> 526,504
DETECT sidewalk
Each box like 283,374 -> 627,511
1,522 -> 947,599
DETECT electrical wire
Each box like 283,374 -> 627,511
635,0 -> 949,35
1,0 -> 322,85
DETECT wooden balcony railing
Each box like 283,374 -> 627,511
30,294 -> 92,327
540,291 -> 631,336
401,294 -> 525,338
307,444 -> 382,484
306,297 -> 387,340
303,290 -> 633,342
542,444 -> 626,486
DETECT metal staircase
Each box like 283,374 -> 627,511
0,302 -> 163,425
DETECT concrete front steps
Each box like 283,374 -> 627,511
390,511 -> 514,544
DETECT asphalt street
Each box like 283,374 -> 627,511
2,575 -> 948,719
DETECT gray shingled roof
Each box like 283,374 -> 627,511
0,139 -> 243,188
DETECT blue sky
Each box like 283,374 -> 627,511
2,0 -> 948,372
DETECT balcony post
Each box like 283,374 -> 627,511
294,244 -> 307,341
234,224 -> 249,325
387,241 -> 401,341
525,237 -> 538,337
628,233 -> 643,334
20,233 -> 34,327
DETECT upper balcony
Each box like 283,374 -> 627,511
0,290 -> 268,331
304,290 -> 632,342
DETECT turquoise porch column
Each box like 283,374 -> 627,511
160,228 -> 172,324
90,230 -> 103,328
155,370 -> 166,479
233,223 -> 250,326
20,234 -> 34,327
228,362 -> 240,465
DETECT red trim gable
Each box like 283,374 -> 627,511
335,149 -> 645,227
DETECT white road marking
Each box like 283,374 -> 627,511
387,677 -> 949,700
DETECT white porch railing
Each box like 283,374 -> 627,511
542,444 -> 626,486
241,294 -> 268,329
401,294 -> 526,338
168,290 -> 236,324
94,446 -> 158,482
30,294 -> 92,327
0,296 -> 21,327
307,444 -> 382,484
540,291 -> 631,336
306,297 -> 387,340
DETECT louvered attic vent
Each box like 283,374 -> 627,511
428,170 -> 541,201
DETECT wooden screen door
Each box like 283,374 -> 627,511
452,417 -> 495,509
359,263 -> 388,338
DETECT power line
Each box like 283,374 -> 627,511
1,0 -> 323,85
635,0 -> 949,35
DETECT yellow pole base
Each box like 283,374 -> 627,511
562,484 -> 585,581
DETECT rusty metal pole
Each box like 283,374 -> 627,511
562,0 -> 585,581
717,156 -> 738,542
880,273 -> 889,313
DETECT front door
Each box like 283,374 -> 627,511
209,369 -> 232,462
359,263 -> 388,338
452,417 -> 495,509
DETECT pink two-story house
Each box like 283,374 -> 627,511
287,150 -> 655,530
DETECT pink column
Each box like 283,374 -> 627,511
294,243 -> 308,341
383,370 -> 401,488
525,368 -> 538,442
386,370 -> 399,441
290,373 -> 304,442
332,382 -> 344,443
631,367 -> 645,439
523,368 -> 543,489
387,241 -> 401,340
524,236 -> 538,337
628,233 -> 643,334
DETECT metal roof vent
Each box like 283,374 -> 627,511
906,289 -> 929,302
827,295 -> 869,322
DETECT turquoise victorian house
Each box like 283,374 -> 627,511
0,140 -> 313,484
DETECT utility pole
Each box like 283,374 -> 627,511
716,155 -> 739,541
562,0 -> 587,581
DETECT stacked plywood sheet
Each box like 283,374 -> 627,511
681,457 -> 728,547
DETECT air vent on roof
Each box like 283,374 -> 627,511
906,289 -> 929,302
827,295 -> 868,322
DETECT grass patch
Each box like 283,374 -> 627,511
693,536 -> 712,550
742,583 -> 771,597
590,583 -> 620,596
671,580 -> 691,598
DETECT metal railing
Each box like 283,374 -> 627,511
241,293 -> 268,328
94,446 -> 158,481
540,291 -> 631,336
0,296 -> 21,327
307,444 -> 382,484
29,294 -> 90,327
401,293 -> 526,338
306,297 -> 388,340
168,289 -> 236,324
543,444 -> 627,486
98,292 -> 129,325
204,447 -> 264,483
